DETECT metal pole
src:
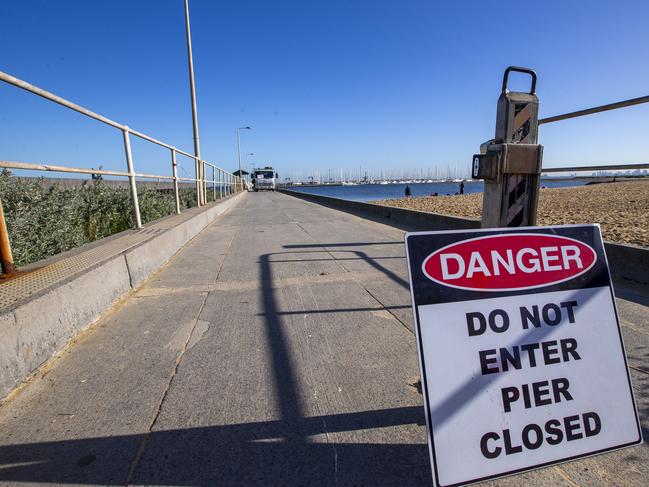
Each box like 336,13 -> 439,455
203,161 -> 208,202
122,128 -> 142,229
542,162 -> 649,173
171,148 -> 181,214
184,0 -> 204,206
237,128 -> 242,188
539,95 -> 649,125
0,198 -> 16,275
212,166 -> 216,201
219,169 -> 223,198
195,158 -> 201,205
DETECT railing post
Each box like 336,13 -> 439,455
194,157 -> 201,206
203,161 -> 208,203
171,148 -> 181,215
212,166 -> 216,201
0,197 -> 16,275
219,169 -> 223,198
122,127 -> 142,229
201,161 -> 205,203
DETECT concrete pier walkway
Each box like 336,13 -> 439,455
0,191 -> 647,486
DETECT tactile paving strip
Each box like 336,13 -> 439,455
0,204 -> 212,311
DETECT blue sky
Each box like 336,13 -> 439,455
1,0 -> 648,181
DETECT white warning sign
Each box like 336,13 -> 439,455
405,225 -> 641,486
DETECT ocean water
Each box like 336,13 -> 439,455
286,180 -> 587,202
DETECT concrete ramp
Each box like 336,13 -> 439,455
0,191 -> 647,486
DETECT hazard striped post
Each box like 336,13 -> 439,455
473,66 -> 543,228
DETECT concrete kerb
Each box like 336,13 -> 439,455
0,192 -> 246,399
279,188 -> 649,286
125,197 -> 240,287
278,189 -> 480,232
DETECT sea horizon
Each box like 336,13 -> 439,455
284,180 -> 588,202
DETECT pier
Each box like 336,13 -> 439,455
0,191 -> 647,485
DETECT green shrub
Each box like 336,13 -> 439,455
0,170 -> 212,267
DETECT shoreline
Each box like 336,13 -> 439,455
373,180 -> 649,247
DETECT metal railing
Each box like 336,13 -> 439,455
539,95 -> 649,174
0,70 -> 243,229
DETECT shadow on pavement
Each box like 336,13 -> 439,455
0,248 -> 430,486
0,406 -> 429,486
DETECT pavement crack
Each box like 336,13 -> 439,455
123,255 -> 134,289
360,286 -> 414,336
553,465 -> 581,487
629,364 -> 649,376
294,285 -> 339,485
123,293 -> 209,486
213,228 -> 239,285
124,226 -> 238,485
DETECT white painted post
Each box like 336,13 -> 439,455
122,128 -> 142,229
171,148 -> 181,214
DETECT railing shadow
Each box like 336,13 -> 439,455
280,246 -> 410,289
2,241 -> 637,485
0,249 -> 431,486
0,407 -> 429,486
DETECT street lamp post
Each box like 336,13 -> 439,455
184,0 -> 204,205
237,126 -> 251,189
246,152 -> 254,177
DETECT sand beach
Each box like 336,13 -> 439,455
374,179 -> 649,247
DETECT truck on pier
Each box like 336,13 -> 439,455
251,167 -> 278,191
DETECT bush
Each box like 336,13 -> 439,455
0,170 -> 208,267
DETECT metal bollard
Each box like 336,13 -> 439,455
472,67 -> 543,228
122,128 -> 143,229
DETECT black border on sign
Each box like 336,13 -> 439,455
404,223 -> 643,487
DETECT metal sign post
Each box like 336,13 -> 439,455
473,67 -> 543,228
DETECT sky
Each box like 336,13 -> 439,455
1,0 -> 648,181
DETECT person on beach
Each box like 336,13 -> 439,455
405,185 -> 411,197
459,181 -> 464,195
